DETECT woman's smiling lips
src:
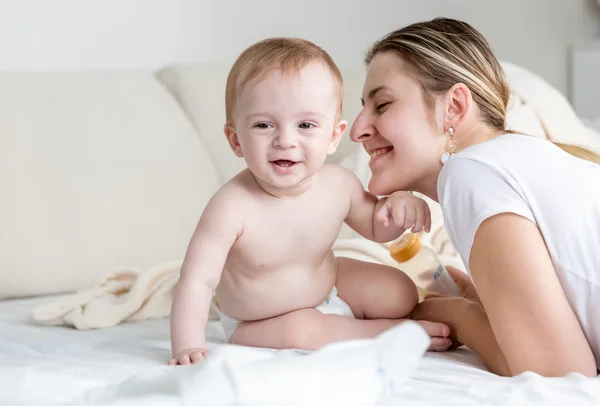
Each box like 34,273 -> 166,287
367,146 -> 394,166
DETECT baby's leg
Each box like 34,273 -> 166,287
335,257 -> 451,351
334,257 -> 419,320
230,308 -> 402,351
230,259 -> 450,351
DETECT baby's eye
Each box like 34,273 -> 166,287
254,123 -> 273,129
298,122 -> 316,130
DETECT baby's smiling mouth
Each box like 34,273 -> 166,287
271,160 -> 297,167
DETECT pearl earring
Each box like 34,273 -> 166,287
441,127 -> 456,164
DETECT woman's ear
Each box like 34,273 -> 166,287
443,83 -> 472,130
224,123 -> 244,158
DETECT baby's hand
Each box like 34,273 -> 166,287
168,348 -> 209,366
376,191 -> 431,233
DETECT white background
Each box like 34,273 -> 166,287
0,0 -> 599,98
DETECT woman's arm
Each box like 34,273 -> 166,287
469,213 -> 596,377
409,295 -> 511,375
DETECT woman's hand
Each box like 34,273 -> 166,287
410,296 -> 511,376
425,266 -> 482,305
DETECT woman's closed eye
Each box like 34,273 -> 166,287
375,102 -> 391,112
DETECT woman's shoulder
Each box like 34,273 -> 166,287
436,135 -> 542,270
439,133 -> 567,192
451,133 -> 548,163
437,135 -> 539,232
442,133 -> 598,186
437,140 -> 508,196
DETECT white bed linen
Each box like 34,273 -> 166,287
1,297 -> 599,406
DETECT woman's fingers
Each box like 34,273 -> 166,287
445,266 -> 469,284
424,292 -> 444,300
445,266 -> 482,304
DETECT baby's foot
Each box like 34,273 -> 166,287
411,320 -> 452,352
409,296 -> 482,349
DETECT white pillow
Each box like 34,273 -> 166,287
157,65 -> 368,181
157,65 -> 246,184
0,71 -> 221,299
503,61 -> 600,151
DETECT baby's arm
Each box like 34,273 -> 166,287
169,187 -> 243,365
339,168 -> 430,243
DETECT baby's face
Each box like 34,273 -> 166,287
229,62 -> 345,191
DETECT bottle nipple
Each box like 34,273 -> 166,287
389,233 -> 421,263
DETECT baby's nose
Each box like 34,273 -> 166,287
273,128 -> 297,149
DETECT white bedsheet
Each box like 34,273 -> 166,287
1,297 -> 599,406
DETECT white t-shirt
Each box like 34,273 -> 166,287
438,133 -> 600,369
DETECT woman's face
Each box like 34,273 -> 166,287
350,52 -> 446,197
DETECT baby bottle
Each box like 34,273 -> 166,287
389,233 -> 460,298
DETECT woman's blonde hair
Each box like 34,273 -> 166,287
366,18 -> 600,164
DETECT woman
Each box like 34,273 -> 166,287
350,17 -> 600,377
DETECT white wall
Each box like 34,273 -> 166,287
571,40 -> 600,117
1,0 -> 599,97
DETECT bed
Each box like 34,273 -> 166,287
2,295 -> 599,406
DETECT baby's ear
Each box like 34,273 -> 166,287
327,119 -> 348,155
224,123 -> 244,158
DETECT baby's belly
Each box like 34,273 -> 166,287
215,251 -> 337,321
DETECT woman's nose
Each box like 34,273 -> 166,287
349,110 -> 373,143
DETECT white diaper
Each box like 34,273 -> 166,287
313,286 -> 355,318
218,286 -> 355,343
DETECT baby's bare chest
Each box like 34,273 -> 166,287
231,200 -> 347,269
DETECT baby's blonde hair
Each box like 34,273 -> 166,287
367,18 -> 600,164
225,37 -> 344,124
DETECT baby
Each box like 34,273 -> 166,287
169,38 -> 449,365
